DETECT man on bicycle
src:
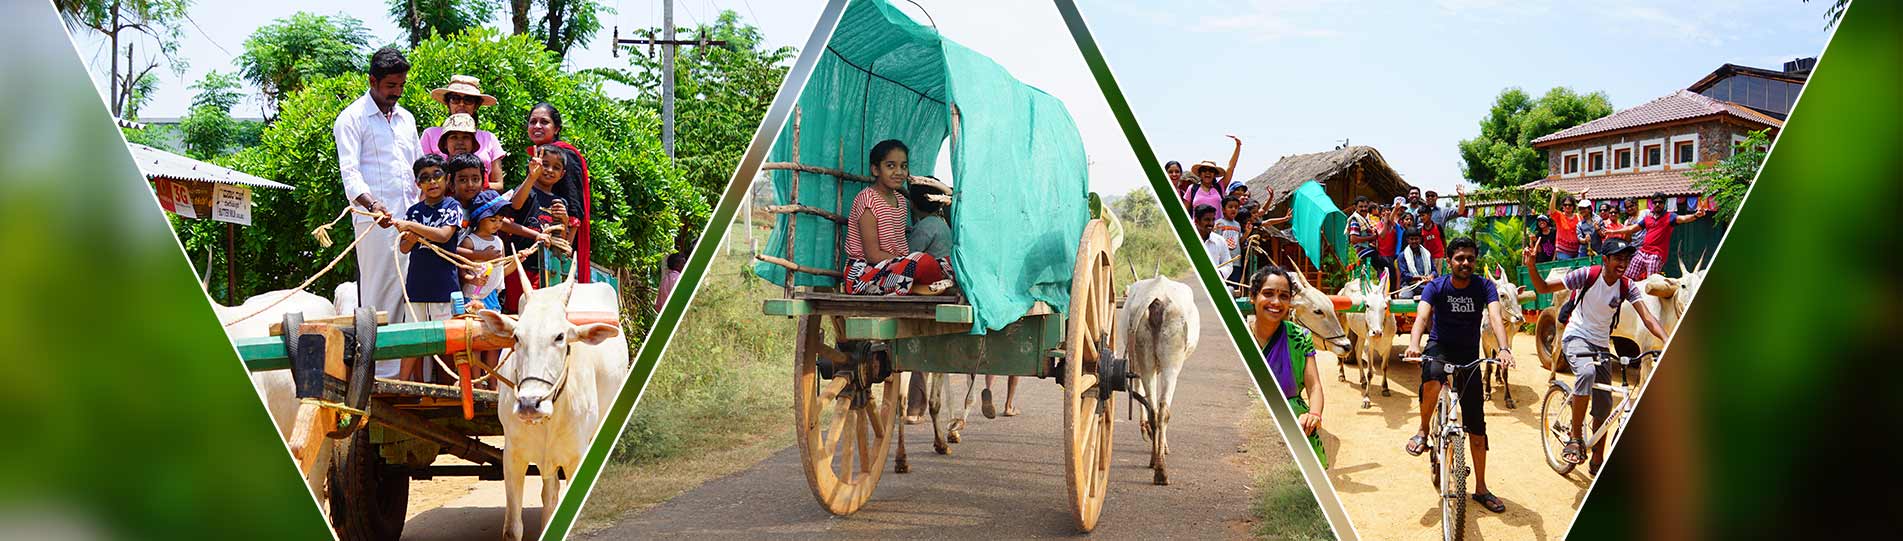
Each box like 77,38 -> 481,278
1404,237 -> 1516,513
1522,237 -> 1669,475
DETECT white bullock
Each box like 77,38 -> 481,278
475,280 -> 629,541
215,289 -> 341,510
1117,275 -> 1199,485
1478,267 -> 1530,408
1339,272 -> 1394,409
1278,265 -> 1352,360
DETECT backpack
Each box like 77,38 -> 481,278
1557,265 -> 1628,334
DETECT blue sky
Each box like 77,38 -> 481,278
1083,0 -> 1837,194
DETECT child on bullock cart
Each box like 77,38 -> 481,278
506,145 -> 581,299
842,139 -> 954,296
391,154 -> 464,381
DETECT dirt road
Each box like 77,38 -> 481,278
399,436 -> 549,540
582,283 -> 1287,539
1321,335 -> 1595,540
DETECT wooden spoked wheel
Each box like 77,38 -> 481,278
792,313 -> 906,515
1063,220 -> 1117,532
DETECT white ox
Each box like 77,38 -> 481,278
1546,259 -> 1707,369
1278,265 -> 1353,359
1339,272 -> 1394,409
215,288 -> 345,512
1116,275 -> 1199,485
475,280 -> 629,541
1478,267 -> 1531,408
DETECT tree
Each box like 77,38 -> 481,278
1457,87 -> 1613,188
387,0 -> 499,47
533,0 -> 607,60
236,12 -> 375,119
1688,129 -> 1770,223
178,71 -> 247,159
57,0 -> 193,118
179,30 -> 705,318
616,10 -> 794,204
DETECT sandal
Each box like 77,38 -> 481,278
1405,433 -> 1429,456
1472,492 -> 1506,513
1562,438 -> 1586,465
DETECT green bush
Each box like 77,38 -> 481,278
173,30 -> 707,312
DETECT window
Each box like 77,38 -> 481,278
1586,149 -> 1605,175
1615,147 -> 1634,170
1669,134 -> 1701,168
1560,149 -> 1582,178
1564,155 -> 1580,175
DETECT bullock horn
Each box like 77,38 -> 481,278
1517,290 -> 1537,303
512,250 -> 534,292
1127,260 -> 1139,285
1678,257 -> 1690,279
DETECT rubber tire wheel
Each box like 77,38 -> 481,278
1443,430 -> 1467,541
329,430 -> 409,540
1539,384 -> 1579,475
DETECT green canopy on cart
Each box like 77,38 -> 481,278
1290,180 -> 1349,268
752,0 -> 1090,334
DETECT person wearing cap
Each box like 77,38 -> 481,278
1532,214 -> 1557,263
1546,188 -> 1589,260
1182,135 -> 1242,211
1624,192 -> 1709,280
458,189 -> 514,314
422,75 -> 508,190
1523,237 -> 1669,475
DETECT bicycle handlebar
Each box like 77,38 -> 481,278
1569,350 -> 1663,367
1402,356 -> 1504,369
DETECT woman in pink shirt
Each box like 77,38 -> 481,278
421,75 -> 508,190
1182,135 -> 1242,211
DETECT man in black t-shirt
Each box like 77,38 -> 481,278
1403,237 -> 1516,514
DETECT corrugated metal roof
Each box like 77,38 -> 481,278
128,143 -> 293,190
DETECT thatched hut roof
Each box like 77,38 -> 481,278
1242,146 -> 1413,212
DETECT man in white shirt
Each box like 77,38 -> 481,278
334,46 -> 422,378
1195,204 -> 1233,284
1522,238 -> 1669,475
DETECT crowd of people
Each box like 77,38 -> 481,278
335,46 -> 598,382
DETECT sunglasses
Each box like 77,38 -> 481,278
445,93 -> 482,105
417,171 -> 447,184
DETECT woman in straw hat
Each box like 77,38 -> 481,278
422,75 -> 508,190
1181,135 -> 1242,212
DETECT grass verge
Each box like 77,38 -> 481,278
1242,388 -> 1337,540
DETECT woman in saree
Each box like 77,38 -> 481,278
1249,265 -> 1328,467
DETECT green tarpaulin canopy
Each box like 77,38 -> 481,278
753,0 -> 1090,334
1290,180 -> 1349,268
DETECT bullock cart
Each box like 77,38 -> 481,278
746,0 -> 1148,531
231,304 -> 614,540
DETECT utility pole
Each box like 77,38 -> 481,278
610,0 -> 726,162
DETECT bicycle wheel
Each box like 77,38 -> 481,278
1539,384 -> 1578,475
1442,429 -> 1467,541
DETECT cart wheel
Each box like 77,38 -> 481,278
1063,220 -> 1117,532
1536,308 -> 1561,371
328,429 -> 408,540
792,314 -> 905,515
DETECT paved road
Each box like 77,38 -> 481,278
400,436 -> 548,540
583,282 -> 1276,539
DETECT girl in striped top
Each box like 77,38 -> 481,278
844,139 -> 953,295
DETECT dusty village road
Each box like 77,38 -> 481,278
581,282 -> 1292,539
398,436 -> 549,540
1322,333 -> 1602,540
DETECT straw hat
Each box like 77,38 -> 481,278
1188,160 -> 1225,177
907,176 -> 953,205
430,75 -> 498,107
437,113 -> 483,153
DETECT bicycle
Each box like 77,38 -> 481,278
1539,349 -> 1662,475
1406,355 -> 1502,541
